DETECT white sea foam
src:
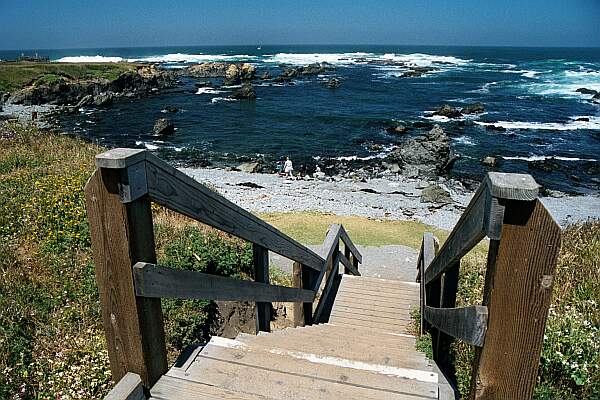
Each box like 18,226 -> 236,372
471,81 -> 498,93
565,70 -> 600,78
195,87 -> 226,95
127,53 -> 258,63
381,53 -> 470,67
55,55 -> 124,63
475,116 -> 600,131
211,97 -> 238,104
454,136 -> 476,146
264,52 -> 373,66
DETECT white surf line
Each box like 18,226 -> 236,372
268,348 -> 438,383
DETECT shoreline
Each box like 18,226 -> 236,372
182,167 -> 600,230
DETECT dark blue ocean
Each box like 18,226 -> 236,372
3,45 -> 599,193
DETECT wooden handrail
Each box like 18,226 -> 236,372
95,148 -> 325,271
416,172 -> 562,399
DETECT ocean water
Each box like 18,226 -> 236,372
3,45 -> 599,193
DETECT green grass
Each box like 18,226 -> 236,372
0,62 -> 135,92
261,211 -> 448,248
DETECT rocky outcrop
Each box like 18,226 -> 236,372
274,63 -> 334,83
153,118 -> 175,135
433,104 -> 462,118
461,102 -> 485,114
421,184 -> 453,204
229,84 -> 256,100
400,67 -> 436,78
187,62 -> 230,78
385,123 -> 407,135
481,155 -> 500,167
222,63 -> 256,86
387,125 -> 455,178
7,65 -> 176,106
239,161 -> 262,173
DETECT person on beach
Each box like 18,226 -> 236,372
284,157 -> 294,178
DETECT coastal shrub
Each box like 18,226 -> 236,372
415,221 -> 600,398
0,122 -> 257,398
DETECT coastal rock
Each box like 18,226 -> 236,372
153,118 -> 175,135
93,92 -> 113,107
420,184 -> 452,205
239,161 -> 261,173
528,157 -> 560,172
575,88 -> 599,96
164,106 -> 178,113
481,155 -> 500,167
74,94 -> 93,108
240,63 -> 256,80
388,124 -> 452,177
224,64 -> 241,86
385,123 -> 407,135
485,124 -> 507,132
461,102 -> 485,114
229,84 -> 256,100
326,77 -> 341,89
261,71 -> 270,80
187,62 -> 229,77
575,117 -> 589,122
433,104 -> 462,118
400,67 -> 436,78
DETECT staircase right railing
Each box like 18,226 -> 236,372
417,172 -> 561,400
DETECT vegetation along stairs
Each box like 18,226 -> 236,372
89,149 -> 561,400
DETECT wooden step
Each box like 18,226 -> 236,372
235,332 -> 431,370
150,374 -> 270,399
174,337 -> 439,399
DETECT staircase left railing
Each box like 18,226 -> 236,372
85,148 -> 362,393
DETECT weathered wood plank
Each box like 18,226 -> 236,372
253,244 -> 270,333
485,172 -> 539,201
104,372 -> 145,400
471,200 -> 561,399
142,152 -> 324,271
313,252 -> 341,323
292,262 -> 304,327
434,261 -> 460,386
424,183 -> 487,285
133,263 -> 315,302
424,305 -> 488,347
85,169 -> 167,387
338,225 -> 363,263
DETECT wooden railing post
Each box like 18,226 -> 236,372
253,244 -> 270,333
292,261 -> 316,326
470,179 -> 561,399
85,149 -> 167,388
434,261 -> 459,385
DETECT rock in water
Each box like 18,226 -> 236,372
421,184 -> 453,204
224,64 -> 241,86
240,63 -> 256,80
461,102 -> 485,114
388,124 -> 452,178
433,104 -> 462,118
153,118 -> 175,135
261,71 -> 270,80
93,92 -> 113,107
575,88 -> 599,96
187,62 -> 230,77
385,123 -> 407,135
326,77 -> 341,89
481,155 -> 500,167
229,84 -> 256,100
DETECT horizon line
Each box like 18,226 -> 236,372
2,43 -> 600,52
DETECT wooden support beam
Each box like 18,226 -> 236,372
133,263 -> 315,302
253,244 -> 270,333
340,250 -> 360,276
339,225 -> 362,263
292,262 -> 304,327
85,168 -> 167,388
470,200 -> 561,399
424,305 -> 488,348
314,252 -> 341,323
434,261 -> 460,386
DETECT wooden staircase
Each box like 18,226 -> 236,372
150,275 -> 450,400
91,149 -> 561,400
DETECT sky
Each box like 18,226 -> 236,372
1,0 -> 599,50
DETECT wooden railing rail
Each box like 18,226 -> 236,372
416,172 -> 562,399
86,148 -> 362,390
